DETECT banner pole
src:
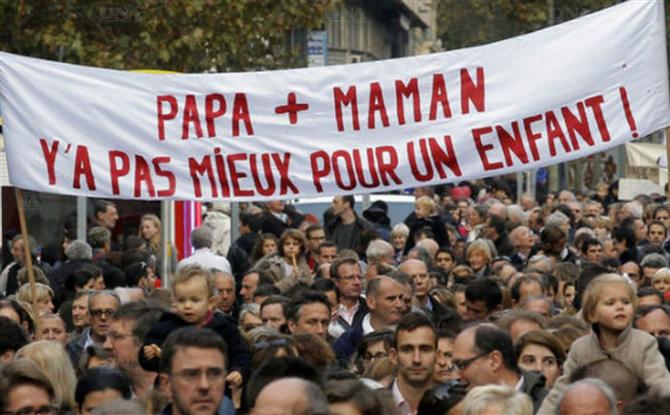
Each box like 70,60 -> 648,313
14,188 -> 38,317
666,127 -> 670,200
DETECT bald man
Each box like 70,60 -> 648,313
251,377 -> 329,415
555,378 -> 617,415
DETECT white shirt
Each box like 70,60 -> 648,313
177,247 -> 232,274
392,379 -> 413,415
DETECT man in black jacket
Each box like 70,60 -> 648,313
325,195 -> 373,251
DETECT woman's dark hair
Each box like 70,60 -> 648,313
0,299 -> 34,335
69,264 -> 102,290
252,233 -> 280,263
125,261 -> 150,287
75,367 -> 132,408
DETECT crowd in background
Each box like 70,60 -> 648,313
3,177 -> 670,414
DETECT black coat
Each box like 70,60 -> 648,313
404,212 -> 450,254
139,311 -> 251,379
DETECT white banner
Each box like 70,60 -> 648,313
1,1 -> 669,201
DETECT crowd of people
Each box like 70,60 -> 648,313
3,179 -> 670,414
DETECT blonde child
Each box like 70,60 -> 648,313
140,266 -> 250,388
651,268 -> 670,296
405,196 -> 449,253
537,273 -> 670,414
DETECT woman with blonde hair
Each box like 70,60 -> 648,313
138,213 -> 178,277
465,239 -> 495,278
16,282 -> 55,316
16,340 -> 78,413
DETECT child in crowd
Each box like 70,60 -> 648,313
253,229 -> 312,293
404,196 -> 450,254
651,268 -> 670,298
140,266 -> 250,387
538,273 -> 670,414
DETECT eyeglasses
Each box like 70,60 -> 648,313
90,308 -> 116,318
173,367 -> 226,383
3,405 -> 59,415
451,351 -> 490,372
362,351 -> 388,361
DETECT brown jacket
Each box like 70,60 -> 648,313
538,325 -> 670,415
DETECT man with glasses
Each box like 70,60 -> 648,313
102,300 -> 163,400
160,326 -> 230,415
328,257 -> 368,339
452,324 -> 547,411
66,290 -> 120,366
0,360 -> 57,415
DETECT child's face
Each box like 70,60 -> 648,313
653,278 -> 670,294
591,283 -> 634,332
173,276 -> 213,325
262,239 -> 278,256
283,237 -> 301,259
415,203 -> 431,219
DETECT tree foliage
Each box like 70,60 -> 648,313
0,0 -> 335,72
437,0 -> 642,50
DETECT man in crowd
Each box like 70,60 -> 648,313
635,305 -> 670,339
213,270 -> 237,318
260,296 -> 290,331
287,291 -> 332,340
103,300 -> 164,399
67,290 -> 120,366
325,195 -> 373,251
390,312 -> 437,415
328,257 -> 368,339
399,258 -> 448,321
159,326 -> 231,415
452,324 -> 547,410
87,226 -> 125,288
177,227 -> 232,274
0,360 -> 56,415
304,224 -> 326,271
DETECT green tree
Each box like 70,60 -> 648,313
437,0 -> 630,50
0,0 -> 335,71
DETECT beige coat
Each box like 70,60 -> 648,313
538,326 -> 670,415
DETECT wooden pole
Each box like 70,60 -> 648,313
14,188 -> 38,315
666,127 -> 670,201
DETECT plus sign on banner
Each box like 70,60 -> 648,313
0,1 -> 669,201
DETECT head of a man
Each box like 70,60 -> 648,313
305,225 -> 326,255
557,378 -> 617,415
317,242 -> 337,265
213,271 -> 235,314
581,238 -> 603,263
647,221 -> 667,247
287,292 -> 331,340
635,305 -> 670,339
260,296 -> 290,331
464,278 -> 502,321
452,324 -> 518,390
36,314 -> 68,346
365,276 -> 405,329
252,377 -> 329,415
0,316 -> 28,363
0,360 -> 55,415
191,227 -> 214,250
331,196 -> 354,218
89,291 -> 121,342
399,259 -> 432,303
103,301 -> 164,374
331,257 -> 362,303
390,312 -> 437,390
240,272 -> 261,304
74,367 -> 132,415
160,327 -> 228,415
94,200 -> 118,229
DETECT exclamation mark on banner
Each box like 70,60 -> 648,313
619,86 -> 638,139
